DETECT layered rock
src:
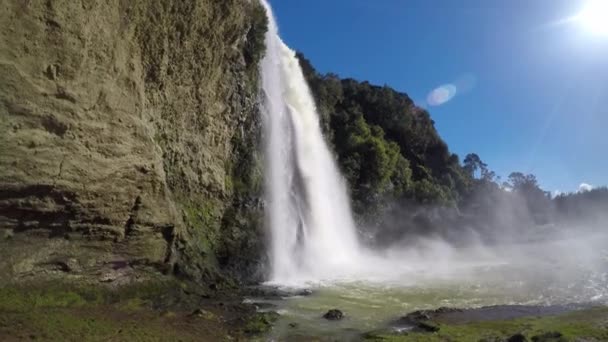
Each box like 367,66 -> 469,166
0,0 -> 267,285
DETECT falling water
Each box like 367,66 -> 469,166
259,1 -> 360,284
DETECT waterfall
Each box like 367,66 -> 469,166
259,0 -> 361,284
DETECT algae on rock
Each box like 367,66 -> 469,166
0,0 -> 268,285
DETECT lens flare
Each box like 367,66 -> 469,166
427,84 -> 457,106
426,73 -> 477,107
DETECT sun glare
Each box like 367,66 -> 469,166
577,0 -> 608,36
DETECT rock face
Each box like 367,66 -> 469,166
0,0 -> 267,284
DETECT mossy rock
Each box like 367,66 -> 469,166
244,311 -> 280,335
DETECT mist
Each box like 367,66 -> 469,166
341,186 -> 608,306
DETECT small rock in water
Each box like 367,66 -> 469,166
393,309 -> 441,333
323,309 -> 344,321
401,310 -> 432,322
507,333 -> 528,342
288,322 -> 298,328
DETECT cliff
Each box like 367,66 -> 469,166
0,0 -> 267,286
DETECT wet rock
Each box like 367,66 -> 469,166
400,307 -> 463,322
53,258 -> 81,273
288,322 -> 298,328
323,309 -> 344,321
531,332 -> 566,342
414,321 -> 439,332
402,310 -> 432,321
247,285 -> 313,299
435,307 -> 464,314
393,309 -> 444,333
246,285 -> 285,298
108,260 -> 129,270
507,333 -> 528,342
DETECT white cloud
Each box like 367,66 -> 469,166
579,183 -> 594,192
552,190 -> 563,198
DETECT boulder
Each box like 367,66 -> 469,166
323,309 -> 344,321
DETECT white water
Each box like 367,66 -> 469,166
259,1 -> 361,284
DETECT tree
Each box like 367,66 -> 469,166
463,153 -> 488,179
507,172 -> 538,191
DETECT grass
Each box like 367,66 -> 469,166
0,280 -> 199,312
364,306 -> 608,341
0,307 -> 213,341
0,280 -> 236,341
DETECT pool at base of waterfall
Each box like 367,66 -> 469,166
247,235 -> 608,339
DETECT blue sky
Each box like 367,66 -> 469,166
268,0 -> 608,193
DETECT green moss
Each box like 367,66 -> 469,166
0,286 -> 88,312
0,279 -> 189,313
182,199 -> 223,254
363,307 -> 608,342
244,311 -> 280,335
0,279 -> 237,340
0,308 -> 205,341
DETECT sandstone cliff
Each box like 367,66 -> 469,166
0,0 -> 267,285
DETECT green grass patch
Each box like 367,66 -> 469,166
0,308 -> 200,341
365,307 -> 608,341
0,280 -> 231,341
0,279 -> 186,313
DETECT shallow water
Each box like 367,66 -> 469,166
250,232 -> 608,339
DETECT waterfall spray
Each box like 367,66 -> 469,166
259,0 -> 360,284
